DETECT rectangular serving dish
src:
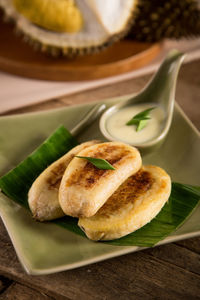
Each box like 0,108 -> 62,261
0,96 -> 200,275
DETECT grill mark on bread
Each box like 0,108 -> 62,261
46,163 -> 66,190
66,162 -> 107,188
97,170 -> 154,217
65,145 -> 134,188
91,145 -> 131,160
47,155 -> 75,189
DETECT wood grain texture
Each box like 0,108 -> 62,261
176,238 -> 200,254
0,14 -> 161,81
0,59 -> 200,300
0,276 -> 12,293
0,282 -> 55,300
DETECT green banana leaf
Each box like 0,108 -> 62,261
0,126 -> 199,247
0,126 -> 77,208
54,182 -> 200,247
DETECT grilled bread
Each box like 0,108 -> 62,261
78,165 -> 171,240
28,140 -> 99,221
59,142 -> 142,218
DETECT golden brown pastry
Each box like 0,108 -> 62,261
59,142 -> 142,218
78,165 -> 171,240
28,140 -> 99,221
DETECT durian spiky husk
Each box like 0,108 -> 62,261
128,0 -> 200,42
0,0 -> 137,57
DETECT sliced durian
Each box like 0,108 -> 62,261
28,140 -> 99,221
78,165 -> 171,241
13,0 -> 83,33
0,0 -> 137,56
59,142 -> 142,218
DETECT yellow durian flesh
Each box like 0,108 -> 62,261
13,0 -> 83,33
1,0 -> 137,56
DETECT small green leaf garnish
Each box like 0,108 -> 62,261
136,119 -> 148,131
75,156 -> 115,170
126,107 -> 155,131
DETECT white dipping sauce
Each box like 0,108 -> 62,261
106,103 -> 165,145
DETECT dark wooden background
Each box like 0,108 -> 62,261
0,59 -> 200,300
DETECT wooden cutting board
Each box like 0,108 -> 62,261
0,16 -> 162,81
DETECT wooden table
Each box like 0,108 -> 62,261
0,60 -> 200,300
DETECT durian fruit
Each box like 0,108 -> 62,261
0,0 -> 137,56
128,0 -> 200,42
13,0 -> 83,33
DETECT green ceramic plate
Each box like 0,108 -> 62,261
0,96 -> 200,275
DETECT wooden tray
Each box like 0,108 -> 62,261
0,17 -> 162,81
